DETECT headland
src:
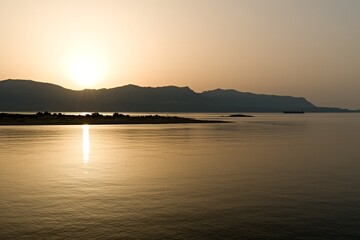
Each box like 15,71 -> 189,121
0,112 -> 227,125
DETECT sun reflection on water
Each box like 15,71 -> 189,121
82,125 -> 90,166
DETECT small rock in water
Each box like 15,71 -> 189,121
227,114 -> 254,117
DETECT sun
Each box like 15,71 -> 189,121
65,52 -> 107,88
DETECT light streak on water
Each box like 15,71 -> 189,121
82,125 -> 90,166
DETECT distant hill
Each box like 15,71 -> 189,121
0,79 -> 355,112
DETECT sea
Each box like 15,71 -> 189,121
0,113 -> 359,239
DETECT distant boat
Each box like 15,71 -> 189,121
283,110 -> 304,114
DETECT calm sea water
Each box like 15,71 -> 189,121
0,113 -> 359,239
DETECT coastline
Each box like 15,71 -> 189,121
0,112 -> 228,125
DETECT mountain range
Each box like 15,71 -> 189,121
0,79 -> 356,112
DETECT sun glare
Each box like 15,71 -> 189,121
82,125 -> 90,166
65,51 -> 107,88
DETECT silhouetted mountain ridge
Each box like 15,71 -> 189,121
0,79 -> 356,112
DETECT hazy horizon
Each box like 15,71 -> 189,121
1,0 -> 359,109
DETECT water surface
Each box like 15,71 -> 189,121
0,113 -> 359,239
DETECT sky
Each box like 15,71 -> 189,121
0,0 -> 359,109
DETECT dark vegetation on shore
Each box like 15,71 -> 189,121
0,112 -> 227,125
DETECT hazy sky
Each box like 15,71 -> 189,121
1,0 -> 359,109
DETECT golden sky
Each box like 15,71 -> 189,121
0,0 -> 359,109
